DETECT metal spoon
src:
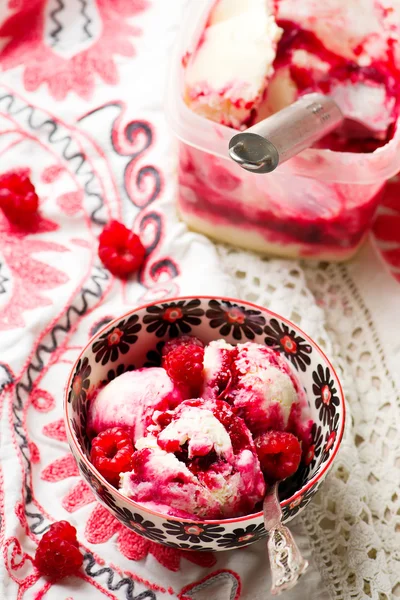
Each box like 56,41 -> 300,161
263,482 -> 308,595
229,92 -> 377,174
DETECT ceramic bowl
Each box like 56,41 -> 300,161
64,296 -> 345,551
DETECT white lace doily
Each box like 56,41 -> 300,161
217,242 -> 400,600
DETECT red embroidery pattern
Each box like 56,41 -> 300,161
77,101 -> 181,298
85,504 -> 217,572
33,581 -> 52,600
28,442 -> 40,464
0,466 -> 4,549
0,1 -> 188,593
0,211 -> 69,331
40,165 -> 65,184
61,480 -> 95,513
3,537 -> 38,593
56,191 -> 84,216
0,0 -> 149,100
42,419 -> 67,442
30,389 -> 56,413
41,454 -> 80,482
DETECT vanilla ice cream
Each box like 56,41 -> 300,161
120,398 -> 266,519
185,0 -> 282,129
203,340 -> 305,435
87,368 -> 185,443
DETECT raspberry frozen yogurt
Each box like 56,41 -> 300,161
204,341 -> 308,434
175,0 -> 400,260
87,368 -> 185,444
120,399 -> 266,519
185,0 -> 399,146
87,336 -> 313,520
184,0 -> 283,129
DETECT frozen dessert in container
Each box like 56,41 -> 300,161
87,335 -> 312,520
184,0 -> 283,129
166,0 -> 400,260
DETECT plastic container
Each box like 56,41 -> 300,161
165,0 -> 400,261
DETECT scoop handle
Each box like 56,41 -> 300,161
229,93 -> 343,173
264,484 -> 309,595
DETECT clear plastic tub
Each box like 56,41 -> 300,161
165,0 -> 400,260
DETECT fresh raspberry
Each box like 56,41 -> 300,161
0,170 -> 39,224
163,344 -> 205,393
254,431 -> 302,483
34,520 -> 83,580
90,427 -> 135,486
161,335 -> 204,357
98,220 -> 145,278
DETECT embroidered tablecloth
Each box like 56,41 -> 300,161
0,2 -> 399,599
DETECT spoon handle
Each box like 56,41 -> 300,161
267,523 -> 309,595
263,483 -> 309,596
229,93 -> 343,173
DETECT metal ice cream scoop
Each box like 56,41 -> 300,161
229,93 -> 343,173
264,482 -> 309,595
229,90 -> 384,173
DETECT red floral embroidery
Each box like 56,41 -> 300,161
42,419 -> 67,442
0,210 -> 69,331
28,441 -> 40,464
56,191 -> 84,216
0,0 -> 148,100
61,480 -> 95,513
41,454 -> 80,482
3,537 -> 37,590
30,389 -> 56,412
85,504 -> 217,572
41,165 -> 64,184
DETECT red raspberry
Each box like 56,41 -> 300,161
163,344 -> 205,393
255,431 -> 302,483
34,520 -> 83,580
0,170 -> 39,224
90,427 -> 134,486
162,335 -> 204,357
98,220 -> 145,278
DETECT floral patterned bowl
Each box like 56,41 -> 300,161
64,296 -> 345,551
